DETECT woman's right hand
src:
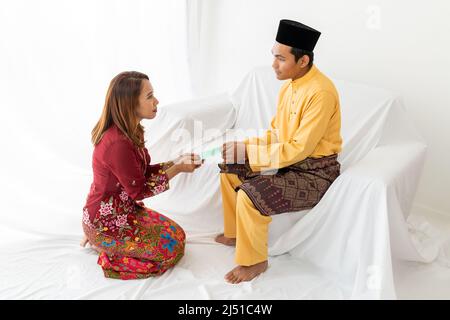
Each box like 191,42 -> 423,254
166,153 -> 203,179
174,153 -> 203,173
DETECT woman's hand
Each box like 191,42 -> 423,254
166,153 -> 203,179
161,153 -> 194,171
172,153 -> 196,167
175,153 -> 203,172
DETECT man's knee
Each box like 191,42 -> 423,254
236,190 -> 255,209
236,190 -> 272,223
221,173 -> 241,189
220,173 -> 228,180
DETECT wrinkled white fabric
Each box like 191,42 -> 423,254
144,66 -> 447,299
1,66 -> 448,300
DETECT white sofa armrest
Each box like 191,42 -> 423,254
335,142 -> 431,260
342,142 -> 426,218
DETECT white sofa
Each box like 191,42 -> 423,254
144,66 -> 440,299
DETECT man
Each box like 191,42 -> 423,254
216,19 -> 343,284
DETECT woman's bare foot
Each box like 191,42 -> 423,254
225,261 -> 268,284
80,235 -> 102,253
215,234 -> 236,246
80,235 -> 89,247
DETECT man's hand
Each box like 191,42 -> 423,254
222,141 -> 247,164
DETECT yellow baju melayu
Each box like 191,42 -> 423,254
219,65 -> 343,266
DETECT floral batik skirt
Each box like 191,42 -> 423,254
82,205 -> 185,280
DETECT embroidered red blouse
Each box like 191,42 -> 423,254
82,124 -> 170,235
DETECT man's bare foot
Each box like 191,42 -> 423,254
225,260 -> 268,284
215,234 -> 236,246
80,235 -> 102,253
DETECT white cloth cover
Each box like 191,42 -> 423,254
0,66 -> 447,300
143,66 -> 443,299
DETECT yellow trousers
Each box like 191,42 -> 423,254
220,173 -> 272,266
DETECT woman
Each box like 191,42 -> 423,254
81,71 -> 201,280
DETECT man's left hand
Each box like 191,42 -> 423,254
222,141 -> 247,164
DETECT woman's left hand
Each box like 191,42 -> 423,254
172,153 -> 195,165
162,153 -> 194,170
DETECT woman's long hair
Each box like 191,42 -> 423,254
91,71 -> 149,148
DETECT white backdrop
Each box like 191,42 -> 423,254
2,0 -> 448,237
0,0 -> 192,237
0,0 -> 449,299
193,0 -> 450,219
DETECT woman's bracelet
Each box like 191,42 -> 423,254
162,161 -> 175,170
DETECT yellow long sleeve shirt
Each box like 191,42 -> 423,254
245,65 -> 343,171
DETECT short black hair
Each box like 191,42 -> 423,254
290,47 -> 314,67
